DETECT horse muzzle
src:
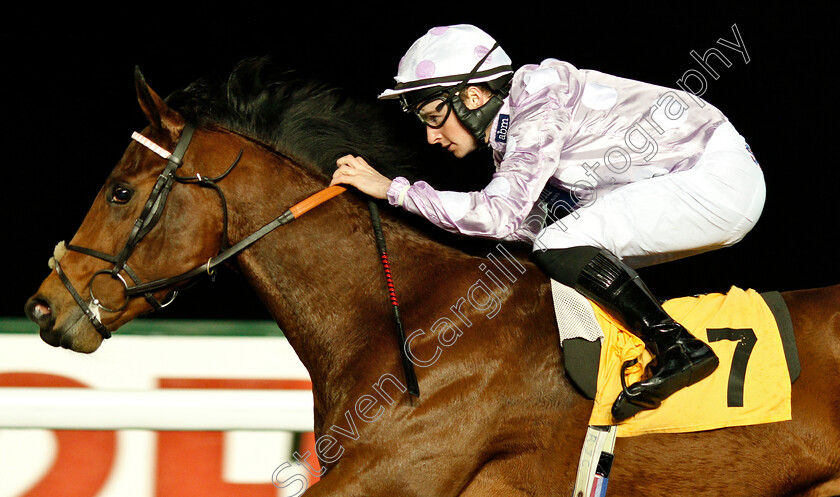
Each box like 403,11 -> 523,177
24,295 -> 55,331
24,288 -> 104,353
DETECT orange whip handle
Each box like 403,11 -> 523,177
289,185 -> 347,218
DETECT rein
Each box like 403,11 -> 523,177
52,123 -> 420,396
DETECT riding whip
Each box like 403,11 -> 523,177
368,199 -> 421,397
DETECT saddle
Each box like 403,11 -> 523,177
551,282 -> 801,436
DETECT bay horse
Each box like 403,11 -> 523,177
24,58 -> 840,496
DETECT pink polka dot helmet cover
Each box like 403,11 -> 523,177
378,24 -> 513,100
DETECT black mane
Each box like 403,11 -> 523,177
163,57 -> 520,257
164,57 -> 423,182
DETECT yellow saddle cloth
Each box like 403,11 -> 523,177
587,286 -> 793,437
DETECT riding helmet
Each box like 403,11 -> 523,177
378,24 -> 514,142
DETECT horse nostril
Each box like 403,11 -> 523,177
25,297 -> 54,327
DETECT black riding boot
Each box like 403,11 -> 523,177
533,247 -> 719,420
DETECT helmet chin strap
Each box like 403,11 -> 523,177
447,43 -> 512,145
450,80 -> 510,144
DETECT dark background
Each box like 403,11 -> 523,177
3,3 -> 837,323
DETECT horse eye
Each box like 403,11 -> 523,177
110,185 -> 134,204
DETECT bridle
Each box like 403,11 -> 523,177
51,122 -> 420,396
54,122 -> 290,339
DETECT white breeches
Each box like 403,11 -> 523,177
533,121 -> 766,268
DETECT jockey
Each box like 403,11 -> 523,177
331,24 -> 766,420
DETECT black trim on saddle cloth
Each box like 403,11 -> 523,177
760,291 -> 801,382
564,290 -> 801,400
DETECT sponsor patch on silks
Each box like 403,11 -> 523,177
494,114 -> 510,143
588,286 -> 794,437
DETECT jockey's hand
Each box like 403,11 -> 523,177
331,155 -> 392,200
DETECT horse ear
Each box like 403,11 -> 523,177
134,66 -> 185,136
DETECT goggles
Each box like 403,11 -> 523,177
413,94 -> 454,129
398,42 -> 502,130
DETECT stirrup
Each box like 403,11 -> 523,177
612,342 -> 718,420
612,358 -> 655,421
611,383 -> 660,421
618,358 -> 639,398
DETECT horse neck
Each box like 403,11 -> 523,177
222,146 -> 457,406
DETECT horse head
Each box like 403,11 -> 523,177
24,69 -> 230,352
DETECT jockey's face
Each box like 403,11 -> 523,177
424,110 -> 478,158
417,90 -> 488,158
